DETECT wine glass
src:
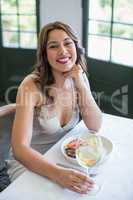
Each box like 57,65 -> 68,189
76,131 -> 104,195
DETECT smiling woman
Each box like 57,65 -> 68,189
7,21 -> 102,194
46,30 -> 77,73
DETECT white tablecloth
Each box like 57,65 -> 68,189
1,113 -> 133,200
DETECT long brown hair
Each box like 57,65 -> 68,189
33,21 -> 87,96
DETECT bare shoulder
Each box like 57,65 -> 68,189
17,74 -> 44,107
82,72 -> 90,90
19,74 -> 37,90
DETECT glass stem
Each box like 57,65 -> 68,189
86,167 -> 94,177
86,167 -> 91,176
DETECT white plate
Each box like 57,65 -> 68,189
61,135 -> 113,166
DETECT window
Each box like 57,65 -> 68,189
85,0 -> 133,67
0,0 -> 38,49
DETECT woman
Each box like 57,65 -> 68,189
8,21 -> 102,194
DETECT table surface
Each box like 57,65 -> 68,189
1,113 -> 133,200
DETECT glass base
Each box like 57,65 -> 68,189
87,183 -> 101,196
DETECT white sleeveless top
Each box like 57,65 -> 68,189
7,81 -> 80,182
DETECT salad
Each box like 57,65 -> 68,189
64,139 -> 82,158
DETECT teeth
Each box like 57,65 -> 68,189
58,57 -> 69,62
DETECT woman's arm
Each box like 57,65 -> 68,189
11,77 -> 59,181
77,73 -> 102,132
11,76 -> 93,194
64,65 -> 102,132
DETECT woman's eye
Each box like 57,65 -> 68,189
65,42 -> 73,46
49,45 -> 58,49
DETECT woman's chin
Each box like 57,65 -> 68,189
62,65 -> 73,72
52,63 -> 74,73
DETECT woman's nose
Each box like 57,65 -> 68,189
58,44 -> 67,55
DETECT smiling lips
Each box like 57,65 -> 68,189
56,57 -> 71,64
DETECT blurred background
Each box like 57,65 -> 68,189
0,0 -> 133,118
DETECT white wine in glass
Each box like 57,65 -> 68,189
76,132 -> 104,195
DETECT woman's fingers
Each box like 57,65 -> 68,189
57,168 -> 95,194
72,175 -> 93,185
62,64 -> 86,90
63,64 -> 82,78
70,182 -> 94,194
70,185 -> 87,194
70,170 -> 95,193
73,180 -> 94,189
73,170 -> 95,185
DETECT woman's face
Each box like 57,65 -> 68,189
46,29 -> 77,73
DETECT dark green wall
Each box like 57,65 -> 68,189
87,58 -> 133,119
82,0 -> 133,119
0,48 -> 36,102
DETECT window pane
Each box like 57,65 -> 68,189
19,16 -> 36,32
89,20 -> 111,36
2,15 -> 18,31
20,33 -> 37,48
112,38 -> 133,66
88,35 -> 110,60
89,0 -> 112,21
18,0 -> 36,14
2,31 -> 19,47
1,0 -> 37,49
113,24 -> 133,40
114,0 -> 133,24
1,0 -> 17,14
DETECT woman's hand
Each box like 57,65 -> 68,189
55,167 -> 94,194
63,65 -> 86,91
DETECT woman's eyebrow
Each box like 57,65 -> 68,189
47,41 -> 58,46
64,37 -> 72,41
47,37 -> 72,46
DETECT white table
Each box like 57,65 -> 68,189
1,113 -> 133,200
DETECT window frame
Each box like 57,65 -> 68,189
82,0 -> 133,67
0,0 -> 40,49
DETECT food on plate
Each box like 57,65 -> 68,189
64,135 -> 104,159
64,139 -> 82,158
63,135 -> 113,165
